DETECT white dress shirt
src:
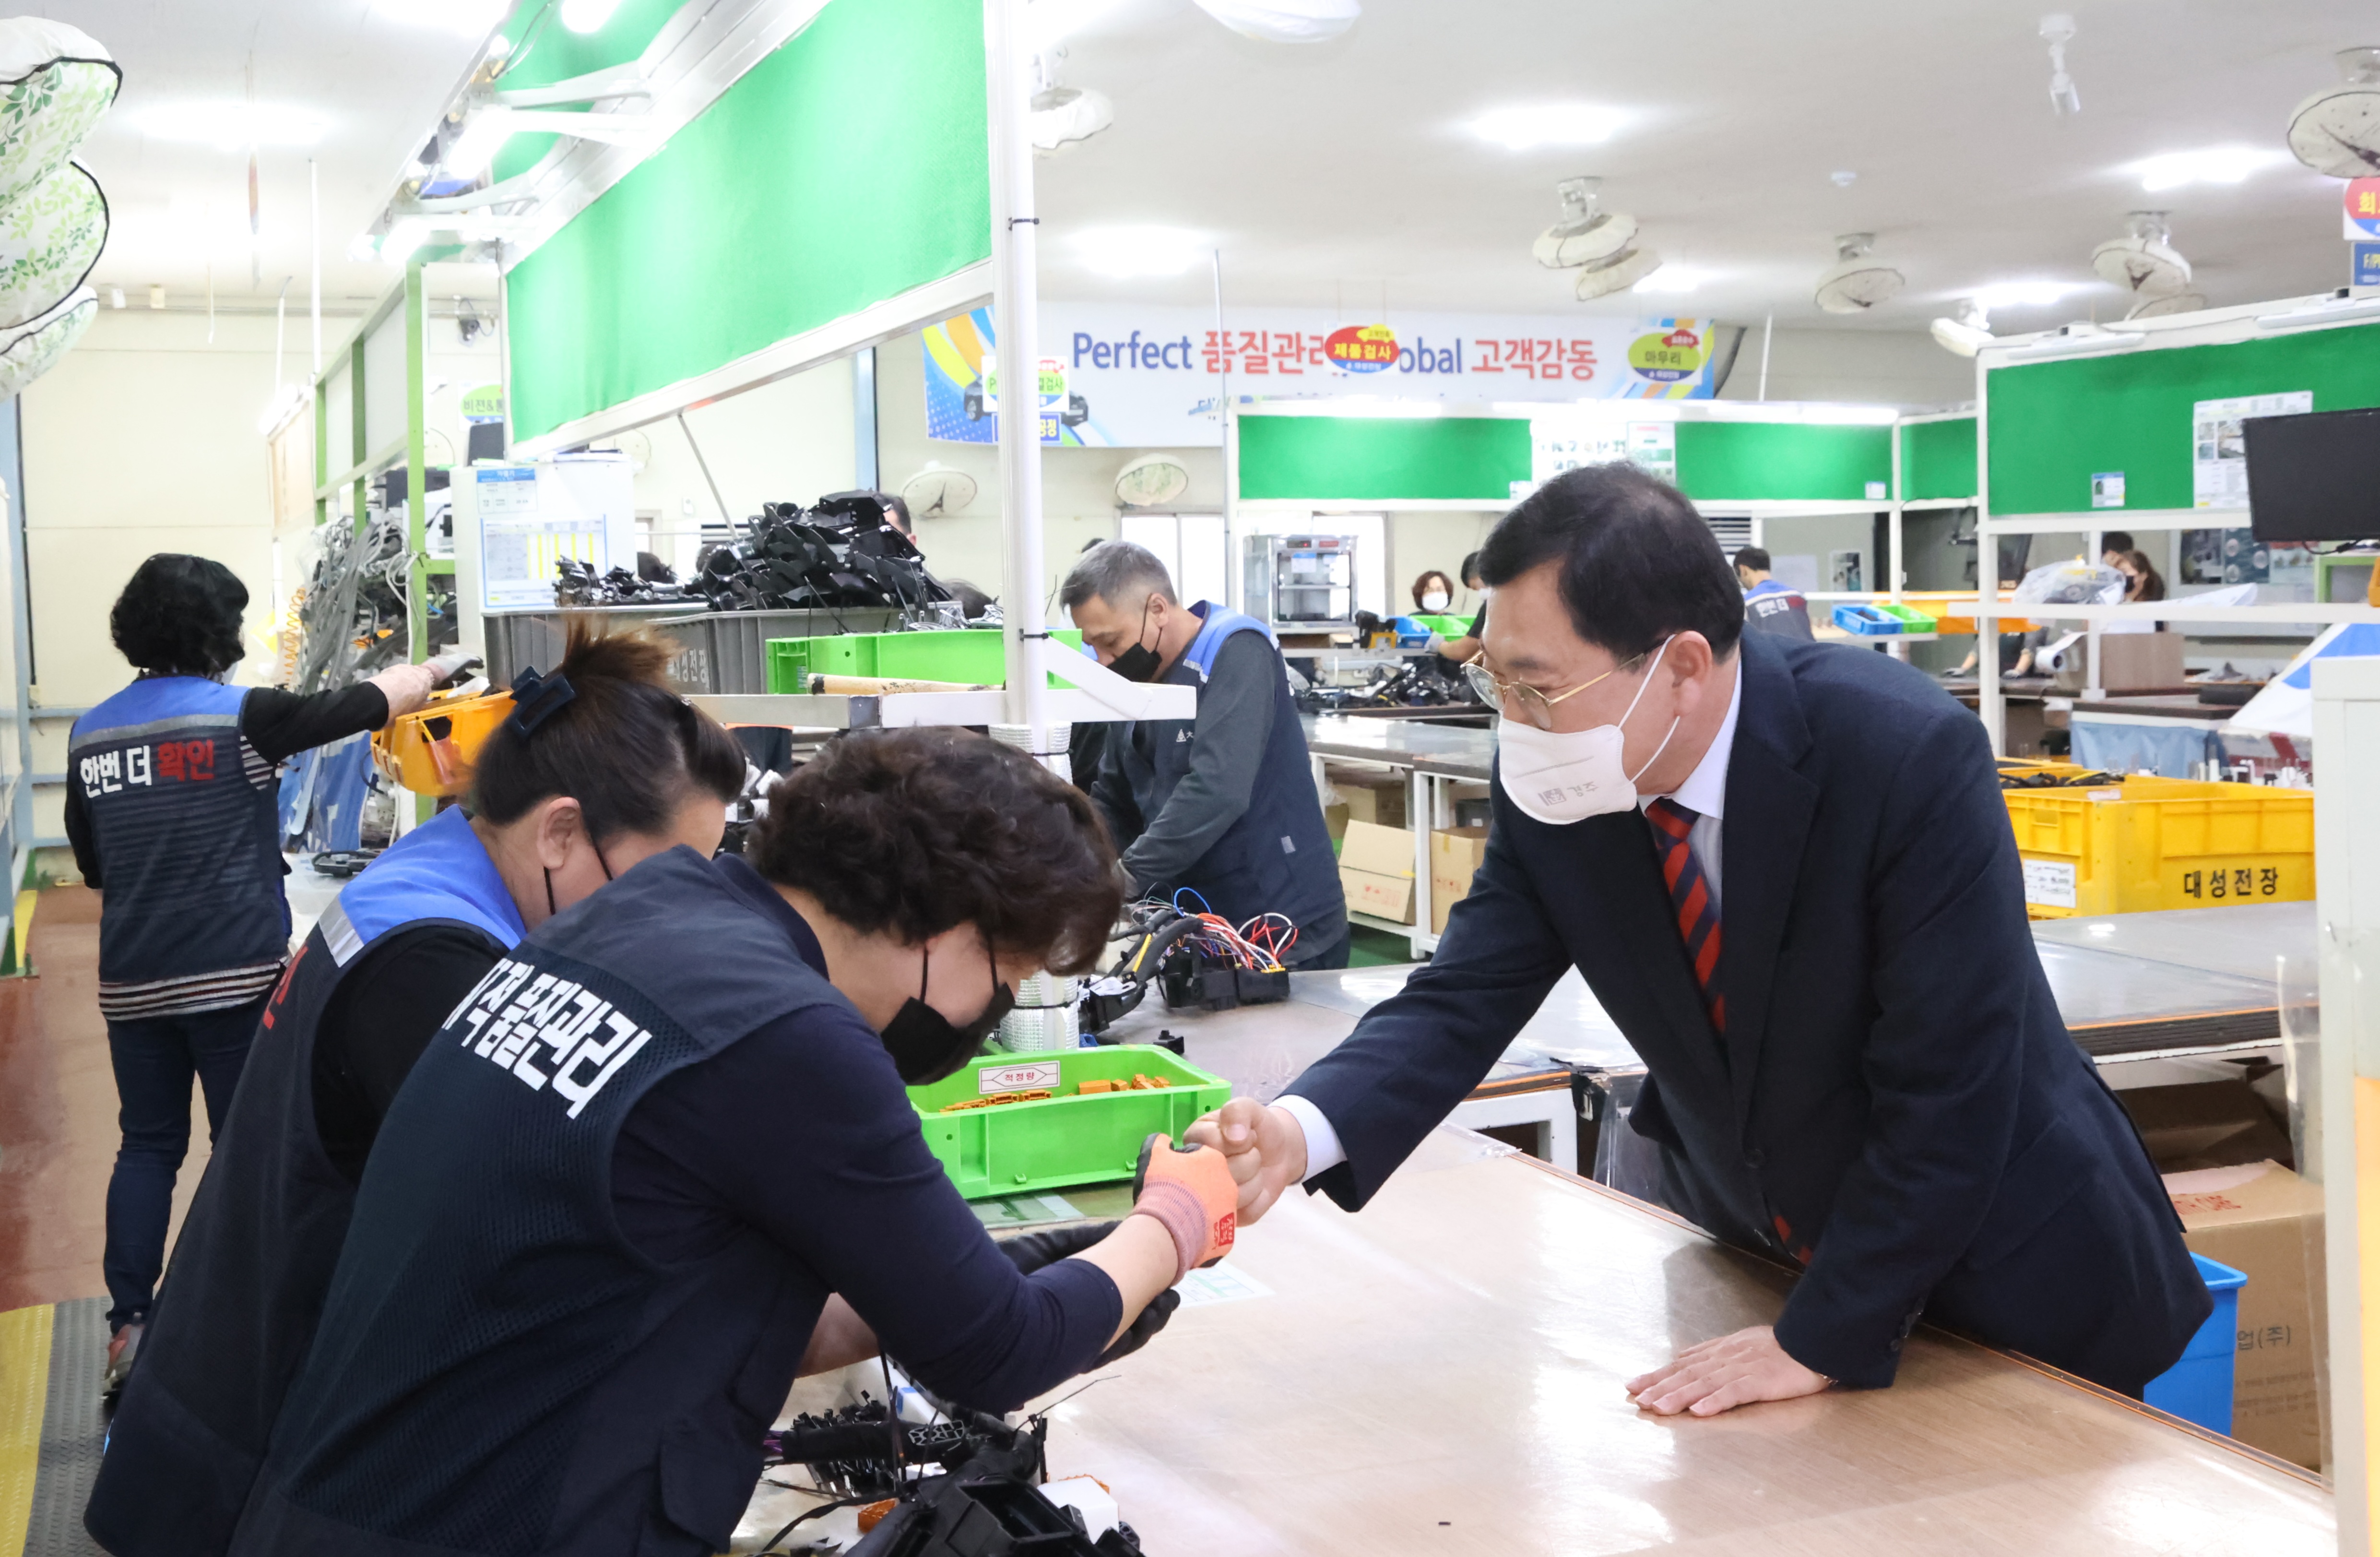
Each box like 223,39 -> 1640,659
1279,658 -> 1744,1182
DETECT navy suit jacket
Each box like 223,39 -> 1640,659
1287,632 -> 2209,1391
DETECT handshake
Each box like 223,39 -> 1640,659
1123,1099 -> 1305,1279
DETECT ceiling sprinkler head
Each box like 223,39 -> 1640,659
2124,210 -> 2173,244
2040,13 -> 2080,115
2338,46 -> 2380,85
1556,175 -> 1600,219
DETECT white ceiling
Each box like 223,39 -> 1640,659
38,0 -> 2373,339
43,0 -> 493,313
1036,0 -> 2365,333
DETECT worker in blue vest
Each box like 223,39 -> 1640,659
1063,541 -> 1348,967
1734,547 -> 1815,641
84,624 -> 749,1557
65,554 -> 466,1392
223,728 -> 1229,1557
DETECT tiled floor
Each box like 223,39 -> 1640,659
0,887 -> 211,1315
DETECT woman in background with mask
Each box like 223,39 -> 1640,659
1410,570 -> 1456,614
67,553 -> 466,1391
224,729 -> 1232,1557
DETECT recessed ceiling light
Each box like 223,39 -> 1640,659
1073,226 -> 1206,277
1467,105 -> 1625,152
2129,146 -> 2287,192
558,0 -> 624,35
138,102 -> 329,152
1972,280 -> 2084,309
1633,268 -> 1706,295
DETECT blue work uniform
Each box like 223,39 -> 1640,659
1090,603 -> 1345,959
85,808 -> 523,1557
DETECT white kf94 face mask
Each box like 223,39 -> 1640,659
1494,637 -> 1681,825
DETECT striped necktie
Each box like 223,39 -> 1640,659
1646,797 -> 1723,1032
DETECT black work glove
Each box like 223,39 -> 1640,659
995,1221 -> 1186,1367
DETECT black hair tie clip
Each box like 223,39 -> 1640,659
509,666 -> 578,737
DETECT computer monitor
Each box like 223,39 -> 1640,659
2245,405 -> 2380,543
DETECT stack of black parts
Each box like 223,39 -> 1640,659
696,493 -> 949,616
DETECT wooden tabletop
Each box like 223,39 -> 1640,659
1028,1139 -> 2332,1556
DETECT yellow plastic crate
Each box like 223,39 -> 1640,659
2000,767 -> 2313,918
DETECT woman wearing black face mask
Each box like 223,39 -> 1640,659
226,729 -> 1235,1557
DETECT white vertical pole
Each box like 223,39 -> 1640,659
308,157 -> 322,375
1887,422 -> 1908,662
985,0 -> 1052,760
1215,250 -> 1236,613
1975,352 -> 2003,756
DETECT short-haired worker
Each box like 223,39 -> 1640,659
1733,546 -> 1814,642
1064,542 -> 1348,967
1191,464 -> 2209,1414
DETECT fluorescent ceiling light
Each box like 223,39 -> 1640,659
1972,280 -> 2084,309
2001,327 -> 2144,360
138,102 -> 328,152
443,107 -> 516,179
1073,226 -> 1205,277
381,218 -> 431,264
1467,104 -> 1625,152
1632,268 -> 1706,295
2130,146 -> 2287,192
372,0 -> 507,36
559,0 -> 625,35
1190,0 -> 1360,44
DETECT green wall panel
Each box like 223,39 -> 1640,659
1899,416 -> 1976,501
507,0 -> 989,442
489,0 -> 687,184
1674,421 -> 1890,502
1237,416 -> 1531,502
1986,324 -> 2380,514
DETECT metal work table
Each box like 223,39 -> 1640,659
756,1141 -> 2331,1555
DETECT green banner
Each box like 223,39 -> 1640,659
507,0 -> 990,443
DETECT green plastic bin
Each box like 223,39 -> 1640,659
1412,613 -> 1471,638
765,628 -> 1086,692
1877,603 -> 1938,633
909,1045 -> 1232,1200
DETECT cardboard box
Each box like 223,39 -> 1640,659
2053,629 -> 2186,694
1339,819 -> 1415,878
2164,1160 -> 2326,1468
1340,867 -> 1414,922
1339,819 -> 1415,924
2120,1081 -> 2296,1174
1430,826 -> 1490,936
1328,767 -> 1408,831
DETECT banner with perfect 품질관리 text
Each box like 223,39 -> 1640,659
922,304 -> 1720,449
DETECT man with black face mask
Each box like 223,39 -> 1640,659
1063,541 -> 1347,967
225,730 -> 1233,1557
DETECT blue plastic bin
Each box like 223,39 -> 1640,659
1830,604 -> 1903,636
2143,1253 -> 2245,1434
1389,615 -> 1433,647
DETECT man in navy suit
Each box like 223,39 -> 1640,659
1191,464 -> 2207,1414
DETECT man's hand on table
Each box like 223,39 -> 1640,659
1626,1325 -> 1833,1417
1182,1098 -> 1306,1224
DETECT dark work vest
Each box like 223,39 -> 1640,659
1742,581 -> 1816,642
1124,603 -> 1345,949
87,808 -> 525,1557
231,847 -> 840,1557
70,677 -> 291,998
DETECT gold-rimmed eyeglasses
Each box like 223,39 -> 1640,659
1462,650 -> 1648,731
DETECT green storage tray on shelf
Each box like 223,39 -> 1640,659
1411,613 -> 1471,638
1877,603 -> 1938,632
909,1045 -> 1232,1200
765,628 -> 1086,692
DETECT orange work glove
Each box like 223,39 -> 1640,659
1131,1133 -> 1237,1282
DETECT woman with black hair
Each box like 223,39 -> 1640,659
225,729 -> 1231,1557
66,554 -> 463,1390
86,623 -> 749,1557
